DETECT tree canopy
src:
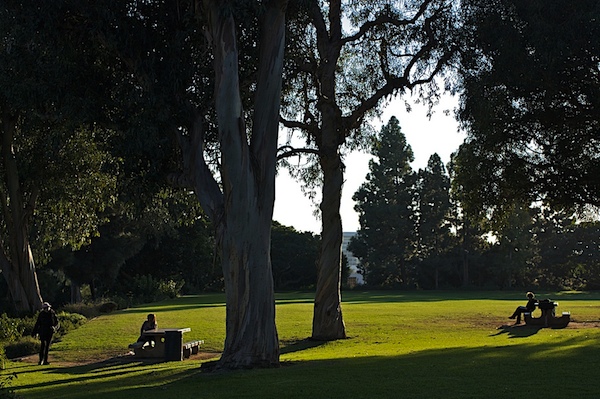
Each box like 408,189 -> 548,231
456,0 -> 600,213
0,1 -> 119,312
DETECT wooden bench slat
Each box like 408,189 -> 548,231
182,340 -> 204,358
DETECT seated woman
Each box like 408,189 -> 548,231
137,313 -> 158,345
509,292 -> 538,324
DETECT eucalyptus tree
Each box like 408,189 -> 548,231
178,0 -> 289,369
280,0 -> 459,339
457,0 -> 600,214
0,1 -> 117,313
349,117 -> 417,287
79,0 -> 289,368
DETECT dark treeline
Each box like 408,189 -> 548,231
351,117 -> 600,291
0,219 -> 322,311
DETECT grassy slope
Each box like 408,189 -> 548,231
4,291 -> 600,399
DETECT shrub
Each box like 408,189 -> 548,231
108,296 -> 129,310
0,315 -> 36,343
61,303 -> 100,319
98,301 -> 118,314
0,373 -> 22,399
0,315 -> 22,342
4,337 -> 38,360
55,312 -> 87,338
158,279 -> 184,299
130,275 -> 161,303
17,316 -> 36,338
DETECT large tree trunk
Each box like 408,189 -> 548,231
312,148 -> 346,340
195,0 -> 287,369
310,0 -> 346,341
219,210 -> 279,368
0,112 -> 43,313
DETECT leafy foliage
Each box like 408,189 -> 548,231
55,311 -> 88,337
0,373 -> 22,399
0,315 -> 24,343
0,0 -> 122,311
120,216 -> 218,295
457,0 -> 600,212
270,222 -> 319,290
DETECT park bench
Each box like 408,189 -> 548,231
129,328 -> 198,361
183,340 -> 204,358
524,299 -> 570,328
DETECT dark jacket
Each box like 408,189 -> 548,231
32,309 -> 59,339
525,297 -> 538,312
140,320 -> 157,335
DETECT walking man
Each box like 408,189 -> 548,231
32,302 -> 59,365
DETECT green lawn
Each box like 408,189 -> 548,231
3,291 -> 600,399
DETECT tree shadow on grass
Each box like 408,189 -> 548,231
13,337 -> 600,399
280,338 -> 328,355
13,361 -> 202,399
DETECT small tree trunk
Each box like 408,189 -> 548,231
461,217 -> 470,287
70,281 -> 82,304
312,149 -> 346,340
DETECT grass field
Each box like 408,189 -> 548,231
3,290 -> 600,399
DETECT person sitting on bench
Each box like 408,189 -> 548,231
509,292 -> 538,324
137,313 -> 158,345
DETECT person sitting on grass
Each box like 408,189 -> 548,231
509,292 -> 538,324
137,313 -> 158,346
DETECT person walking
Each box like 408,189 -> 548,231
32,302 -> 59,365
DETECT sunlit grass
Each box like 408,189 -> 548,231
3,291 -> 600,398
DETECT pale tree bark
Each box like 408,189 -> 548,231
308,0 -> 347,340
179,0 -> 287,369
284,0 -> 455,341
0,111 -> 43,313
312,147 -> 346,339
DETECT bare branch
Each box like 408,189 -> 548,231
341,0 -> 435,45
170,111 -> 224,223
277,145 -> 320,161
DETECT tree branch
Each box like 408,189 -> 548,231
277,145 -> 320,161
341,0 -> 434,45
170,111 -> 224,223
343,15 -> 454,133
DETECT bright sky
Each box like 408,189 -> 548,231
273,94 -> 466,234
